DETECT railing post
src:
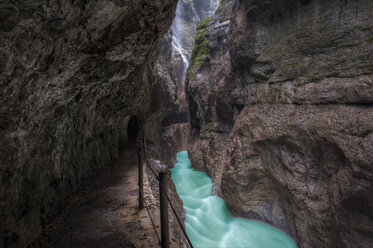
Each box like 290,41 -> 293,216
137,140 -> 144,210
159,170 -> 170,248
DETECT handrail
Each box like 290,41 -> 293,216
136,141 -> 194,248
158,181 -> 194,248
138,186 -> 161,245
143,157 -> 159,179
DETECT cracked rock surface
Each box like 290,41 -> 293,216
186,0 -> 373,247
0,1 -> 177,247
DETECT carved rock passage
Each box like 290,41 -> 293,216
186,0 -> 373,247
0,1 -> 177,247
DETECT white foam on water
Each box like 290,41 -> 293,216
171,151 -> 298,248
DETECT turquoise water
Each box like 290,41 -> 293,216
171,151 -> 298,248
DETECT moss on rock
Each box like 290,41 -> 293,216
188,18 -> 212,72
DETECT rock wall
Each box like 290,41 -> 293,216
187,0 -> 234,193
0,1 -> 177,247
186,0 -> 373,247
143,0 -> 221,167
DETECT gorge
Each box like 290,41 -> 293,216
0,0 -> 372,248
171,151 -> 297,247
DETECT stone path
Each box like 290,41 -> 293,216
29,144 -> 176,248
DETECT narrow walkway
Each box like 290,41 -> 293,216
30,144 -> 165,248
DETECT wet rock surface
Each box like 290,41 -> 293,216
141,1 -> 221,245
2,0 -> 372,247
223,104 -> 373,248
28,145 -> 173,248
187,0 -> 234,195
144,145 -> 188,248
143,0 -> 220,168
0,0 -> 177,247
186,0 -> 373,247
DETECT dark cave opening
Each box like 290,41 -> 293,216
127,116 -> 139,143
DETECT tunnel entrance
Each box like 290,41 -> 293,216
127,116 -> 139,143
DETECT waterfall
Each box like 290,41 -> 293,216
172,24 -> 190,69
207,0 -> 221,17
171,0 -> 221,75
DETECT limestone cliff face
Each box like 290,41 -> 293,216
186,0 -> 235,192
186,0 -> 373,247
0,1 -> 177,247
144,0 -> 221,166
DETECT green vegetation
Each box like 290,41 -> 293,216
292,71 -> 323,93
295,78 -> 306,87
368,61 -> 373,70
217,0 -> 227,12
188,18 -> 212,72
297,104 -> 304,109
272,87 -> 282,101
201,122 -> 214,134
198,18 -> 212,30
266,85 -> 285,103
293,78 -> 306,94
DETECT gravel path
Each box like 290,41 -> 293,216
29,144 -> 177,248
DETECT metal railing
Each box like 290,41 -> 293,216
136,138 -> 194,248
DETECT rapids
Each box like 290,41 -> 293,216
171,151 -> 298,248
